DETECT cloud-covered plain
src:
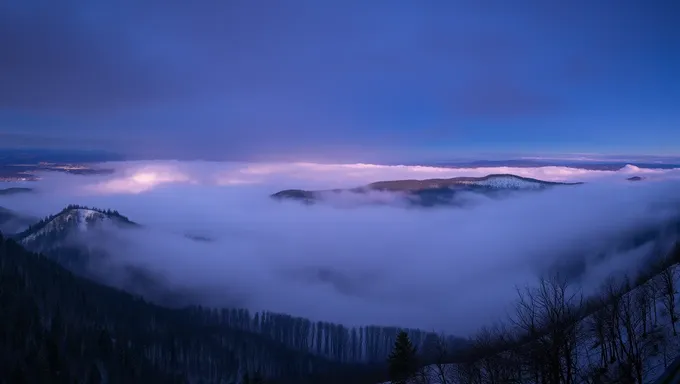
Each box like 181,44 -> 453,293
11,160 -> 680,197
2,161 -> 680,335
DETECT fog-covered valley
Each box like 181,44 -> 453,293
3,161 -> 680,336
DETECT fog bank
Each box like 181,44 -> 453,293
2,161 -> 680,335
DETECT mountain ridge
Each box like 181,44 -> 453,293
15,204 -> 137,248
0,231 -> 397,384
272,173 -> 583,206
11,205 -> 151,294
363,173 -> 581,191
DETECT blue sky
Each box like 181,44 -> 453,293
0,0 -> 678,162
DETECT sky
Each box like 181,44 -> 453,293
1,1 -> 679,162
3,161 -> 680,334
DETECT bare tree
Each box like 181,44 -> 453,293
615,286 -> 648,383
509,273 -> 585,384
534,273 -> 584,384
474,326 -> 506,384
591,274 -> 668,384
587,307 -> 609,369
412,333 -> 452,384
489,322 -> 524,383
512,285 -> 544,384
429,334 -> 453,384
634,283 -> 651,338
645,278 -> 660,329
599,276 -> 626,365
445,256 -> 680,384
452,351 -> 482,384
413,365 -> 432,384
656,265 -> 678,336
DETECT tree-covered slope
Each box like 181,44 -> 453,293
271,174 -> 582,207
0,232 -> 395,384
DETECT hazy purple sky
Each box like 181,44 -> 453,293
1,1 -> 678,161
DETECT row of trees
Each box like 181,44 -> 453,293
187,307 -> 460,364
0,232 -> 398,383
384,244 -> 680,384
5,213 -> 680,384
11,205 -> 461,368
15,217 -> 463,368
16,204 -> 133,240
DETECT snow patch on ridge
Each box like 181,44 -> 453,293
21,208 -> 114,244
457,175 -> 548,189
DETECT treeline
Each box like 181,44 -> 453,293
10,205 -> 464,366
16,205 -> 134,239
63,204 -> 131,222
0,232 -> 461,384
6,212 -> 679,384
0,233 -> 371,383
187,307 -> 462,364
389,243 -> 680,384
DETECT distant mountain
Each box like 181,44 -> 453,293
627,176 -> 644,181
0,187 -> 33,195
272,174 -> 582,207
423,159 -> 680,171
0,148 -> 124,164
364,173 -> 579,191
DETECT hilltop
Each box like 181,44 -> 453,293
272,174 -> 582,207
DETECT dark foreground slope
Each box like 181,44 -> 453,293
0,232 -> 389,384
7,205 -> 460,375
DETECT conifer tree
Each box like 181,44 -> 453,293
242,371 -> 265,384
388,331 -> 418,384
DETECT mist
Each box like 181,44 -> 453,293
2,160 -> 680,336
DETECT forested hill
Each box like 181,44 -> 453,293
0,231 -> 457,384
15,204 -> 136,240
0,232 -> 379,383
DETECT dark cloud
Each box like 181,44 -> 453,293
451,80 -> 561,119
0,1 -> 188,115
0,1 -> 678,159
0,132 -> 72,148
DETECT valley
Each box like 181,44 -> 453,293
2,199 -> 680,383
2,168 -> 680,383
1,2 -> 677,381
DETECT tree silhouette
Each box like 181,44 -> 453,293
388,331 -> 418,384
243,371 -> 265,383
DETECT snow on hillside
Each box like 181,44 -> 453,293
457,175 -> 550,190
20,208 -> 124,244
378,263 -> 680,384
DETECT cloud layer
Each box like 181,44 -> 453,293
2,161 -> 680,335
2,1 -> 679,158
13,160 -> 680,197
